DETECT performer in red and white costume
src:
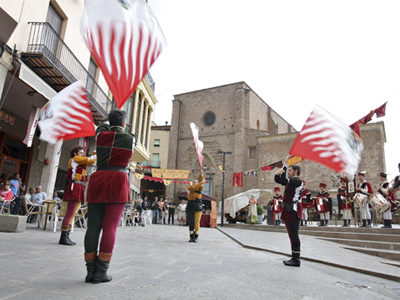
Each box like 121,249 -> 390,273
378,172 -> 394,228
315,183 -> 331,226
300,181 -> 311,226
356,171 -> 373,228
271,187 -> 283,226
338,177 -> 352,227
59,145 -> 96,246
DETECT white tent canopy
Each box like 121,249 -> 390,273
221,189 -> 272,218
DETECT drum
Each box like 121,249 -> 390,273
369,193 -> 390,214
353,193 -> 368,208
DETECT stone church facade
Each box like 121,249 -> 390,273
166,81 -> 386,208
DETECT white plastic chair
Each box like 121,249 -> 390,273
0,196 -> 15,214
143,210 -> 152,226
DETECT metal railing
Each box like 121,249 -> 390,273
141,160 -> 160,168
26,22 -> 111,118
145,72 -> 155,93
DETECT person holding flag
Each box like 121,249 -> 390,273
274,158 -> 303,267
83,110 -> 135,284
186,172 -> 205,243
59,146 -> 96,246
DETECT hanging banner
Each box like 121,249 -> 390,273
152,168 -> 190,179
23,105 -> 40,147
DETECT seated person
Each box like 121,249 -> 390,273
0,181 -> 14,211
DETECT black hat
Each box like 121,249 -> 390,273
380,172 -> 387,178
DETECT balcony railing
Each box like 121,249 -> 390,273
141,160 -> 160,168
145,72 -> 155,93
24,22 -> 111,121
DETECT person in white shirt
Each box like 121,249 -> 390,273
177,200 -> 187,226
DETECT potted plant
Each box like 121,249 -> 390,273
44,157 -> 50,165
257,205 -> 264,224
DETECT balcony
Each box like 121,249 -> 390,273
141,160 -> 160,168
20,22 -> 111,124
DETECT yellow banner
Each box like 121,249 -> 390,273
288,156 -> 304,166
152,169 -> 190,179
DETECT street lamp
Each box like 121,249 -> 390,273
218,150 -> 232,227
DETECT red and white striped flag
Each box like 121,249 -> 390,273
81,0 -> 166,108
38,81 -> 96,144
190,122 -> 205,169
289,105 -> 363,179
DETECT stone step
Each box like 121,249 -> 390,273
343,246 -> 400,262
317,237 -> 400,251
300,230 -> 400,243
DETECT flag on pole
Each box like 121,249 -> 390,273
289,105 -> 363,179
374,102 -> 387,118
23,106 -> 40,147
190,122 -> 205,169
38,81 -> 96,144
81,0 -> 166,108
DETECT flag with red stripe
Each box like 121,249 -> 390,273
38,81 -> 96,144
81,0 -> 166,109
190,122 -> 205,169
289,105 -> 363,179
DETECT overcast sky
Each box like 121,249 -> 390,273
147,0 -> 400,179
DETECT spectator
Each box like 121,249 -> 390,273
11,182 -> 26,215
0,181 -> 14,212
134,195 -> 143,214
142,196 -> 149,211
168,200 -> 176,225
25,187 -> 35,202
31,186 -> 47,205
160,198 -> 168,224
151,197 -> 160,224
10,173 -> 20,197
53,191 -> 61,202
177,200 -> 187,226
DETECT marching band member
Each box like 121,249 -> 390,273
271,187 -> 283,226
389,163 -> 400,198
315,183 -> 331,226
338,177 -> 352,227
300,181 -> 311,226
356,171 -> 373,228
274,161 -> 303,267
378,172 -> 392,228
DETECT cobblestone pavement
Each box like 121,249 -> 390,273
0,223 -> 399,299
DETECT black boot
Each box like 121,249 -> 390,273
59,230 -> 74,246
194,233 -> 199,243
318,220 -> 324,227
304,220 -> 308,227
67,230 -> 76,245
92,252 -> 112,284
283,247 -> 301,267
360,219 -> 366,227
189,232 -> 195,242
366,219 -> 372,228
84,253 -> 97,283
348,220 -> 351,226
300,220 -> 304,226
387,220 -> 392,228
341,220 -> 347,227
324,220 -> 329,226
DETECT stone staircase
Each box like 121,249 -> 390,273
223,223 -> 400,261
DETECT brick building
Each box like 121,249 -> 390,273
166,82 -> 386,209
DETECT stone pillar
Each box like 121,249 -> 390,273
131,90 -> 140,134
137,97 -> 145,146
145,108 -> 153,152
41,140 -> 63,198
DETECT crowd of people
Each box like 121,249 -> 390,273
268,165 -> 400,229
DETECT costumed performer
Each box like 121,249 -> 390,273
84,110 -> 134,284
247,194 -> 258,224
300,181 -> 311,226
271,187 -> 283,226
186,171 -> 204,243
338,177 -> 352,227
274,159 -> 303,267
315,183 -> 332,227
356,171 -> 373,228
59,145 -> 96,246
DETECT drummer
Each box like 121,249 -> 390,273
356,171 -> 373,228
378,172 -> 393,228
389,163 -> 400,198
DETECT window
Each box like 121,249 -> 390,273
249,147 -> 256,159
87,58 -> 97,95
203,111 -> 216,126
154,139 -> 160,147
153,153 -> 159,162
